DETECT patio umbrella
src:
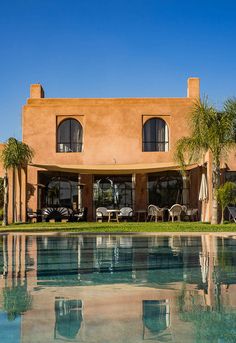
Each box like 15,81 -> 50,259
199,173 -> 208,222
199,173 -> 208,201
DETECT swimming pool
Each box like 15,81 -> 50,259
0,233 -> 236,342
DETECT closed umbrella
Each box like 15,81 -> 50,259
199,173 -> 208,222
199,173 -> 208,201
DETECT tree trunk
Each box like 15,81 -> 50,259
211,163 -> 221,225
17,167 -> 22,222
2,169 -> 8,226
12,167 -> 16,223
221,206 -> 224,225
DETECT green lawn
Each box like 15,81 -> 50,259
0,221 -> 236,233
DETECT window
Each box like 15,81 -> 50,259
57,118 -> 83,152
93,175 -> 133,209
38,172 -> 79,208
148,171 -> 183,208
143,118 -> 169,152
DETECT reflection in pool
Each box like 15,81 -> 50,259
0,233 -> 236,342
142,300 -> 170,340
54,299 -> 83,340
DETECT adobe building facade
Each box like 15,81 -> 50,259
2,77 -> 236,222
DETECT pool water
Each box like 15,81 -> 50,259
0,233 -> 236,343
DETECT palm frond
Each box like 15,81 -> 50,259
191,97 -> 217,151
0,137 -> 34,170
174,136 -> 201,173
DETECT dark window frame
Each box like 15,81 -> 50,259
57,118 -> 83,153
38,172 -> 79,209
147,171 -> 183,208
142,118 -> 169,152
93,175 -> 134,209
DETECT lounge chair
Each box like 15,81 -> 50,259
42,207 -> 72,222
168,204 -> 184,222
147,205 -> 164,222
96,207 -> 109,222
118,207 -> 133,221
228,206 -> 236,223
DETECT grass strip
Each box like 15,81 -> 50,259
0,221 -> 236,233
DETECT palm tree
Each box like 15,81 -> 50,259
175,98 -> 236,224
1,138 -> 34,225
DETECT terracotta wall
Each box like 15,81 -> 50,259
22,79 -> 199,168
223,149 -> 236,171
22,78 -> 199,216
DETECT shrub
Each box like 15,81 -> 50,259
217,182 -> 236,224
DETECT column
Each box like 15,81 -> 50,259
78,174 -> 82,209
80,174 -> 93,221
21,167 -> 27,222
134,174 -> 148,211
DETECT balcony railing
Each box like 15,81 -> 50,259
57,142 -> 83,153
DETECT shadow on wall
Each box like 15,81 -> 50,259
27,184 -> 36,202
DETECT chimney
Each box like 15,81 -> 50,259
187,77 -> 200,98
30,84 -> 45,98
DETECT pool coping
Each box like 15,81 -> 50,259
1,231 -> 236,237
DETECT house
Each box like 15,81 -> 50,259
2,77 -> 236,222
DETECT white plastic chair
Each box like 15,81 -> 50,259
168,204 -> 183,222
147,205 -> 164,222
118,207 -> 133,221
96,207 -> 109,222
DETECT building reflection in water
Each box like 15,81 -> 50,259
142,300 -> 170,341
54,299 -> 83,340
0,233 -> 236,342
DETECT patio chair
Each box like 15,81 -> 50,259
182,207 -> 199,221
168,204 -> 183,222
180,205 -> 189,221
96,207 -> 109,222
147,205 -> 164,222
228,206 -> 236,223
73,207 -> 88,222
27,208 -> 42,223
118,207 -> 133,221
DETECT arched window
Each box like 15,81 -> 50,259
143,118 -> 169,152
57,119 -> 83,152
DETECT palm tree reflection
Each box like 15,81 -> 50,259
2,284 -> 32,321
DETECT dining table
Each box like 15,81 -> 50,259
107,209 -> 121,222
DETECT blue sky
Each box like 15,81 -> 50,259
1,0 -> 236,141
